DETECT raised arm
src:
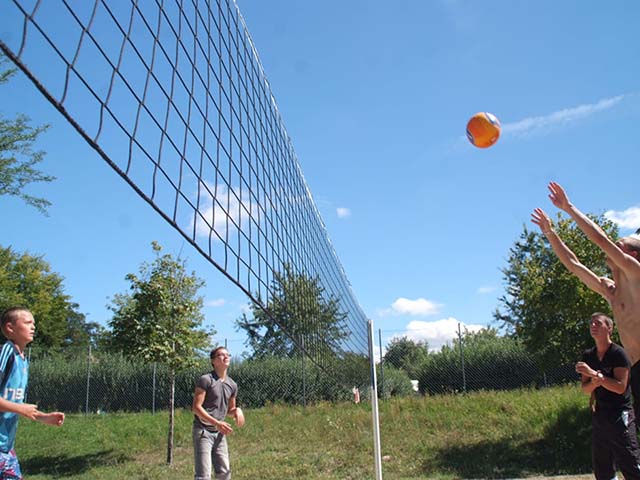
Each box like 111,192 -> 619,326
531,208 -> 614,301
548,182 -> 638,273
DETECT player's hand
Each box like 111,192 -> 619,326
40,412 -> 65,426
548,182 -> 571,211
18,403 -> 39,420
216,420 -> 233,435
575,361 -> 597,378
234,407 -> 245,428
531,208 -> 552,234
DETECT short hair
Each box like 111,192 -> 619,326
1,307 -> 31,334
621,236 -> 640,257
210,346 -> 228,359
591,312 -> 613,331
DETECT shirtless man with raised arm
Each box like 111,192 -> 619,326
531,181 -> 640,418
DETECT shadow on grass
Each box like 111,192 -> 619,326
424,403 -> 592,478
22,449 -> 131,477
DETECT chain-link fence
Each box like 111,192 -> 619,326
26,340 -> 369,414
26,327 -> 580,415
378,327 -> 578,399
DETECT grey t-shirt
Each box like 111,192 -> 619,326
193,371 -> 238,431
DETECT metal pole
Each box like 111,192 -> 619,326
378,328 -> 384,399
85,343 -> 92,415
458,323 -> 466,393
301,336 -> 306,407
152,362 -> 157,415
368,319 -> 383,480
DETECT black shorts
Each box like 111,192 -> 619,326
592,409 -> 640,480
631,362 -> 640,419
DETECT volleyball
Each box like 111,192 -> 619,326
466,112 -> 501,148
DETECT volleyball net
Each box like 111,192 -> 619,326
0,0 -> 371,395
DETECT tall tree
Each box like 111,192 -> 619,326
383,337 -> 430,379
494,213 -> 616,366
0,55 -> 54,213
236,264 -> 348,361
107,241 -> 211,465
0,245 -> 88,352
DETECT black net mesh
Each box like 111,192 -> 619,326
0,0 -> 370,390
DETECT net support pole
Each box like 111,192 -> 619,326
368,319 -> 383,480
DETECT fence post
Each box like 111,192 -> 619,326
301,336 -> 306,407
458,323 -> 466,393
85,343 -> 91,415
368,320 -> 383,480
152,362 -> 157,415
378,329 -> 384,399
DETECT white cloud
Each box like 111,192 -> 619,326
206,298 -> 226,307
477,286 -> 496,294
390,297 -> 443,316
193,183 -> 259,239
502,95 -> 625,138
397,318 -> 485,352
336,207 -> 351,219
605,207 -> 640,231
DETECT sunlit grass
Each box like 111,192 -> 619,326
16,385 -> 591,479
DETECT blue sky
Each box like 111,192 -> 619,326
2,0 -> 640,355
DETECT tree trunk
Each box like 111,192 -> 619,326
166,368 -> 175,465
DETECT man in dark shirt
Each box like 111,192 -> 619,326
576,313 -> 640,480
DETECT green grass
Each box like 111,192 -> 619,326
16,385 -> 593,479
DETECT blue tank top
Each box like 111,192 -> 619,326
0,342 -> 29,452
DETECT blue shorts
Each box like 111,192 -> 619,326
0,449 -> 22,480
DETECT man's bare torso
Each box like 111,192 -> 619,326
609,271 -> 640,366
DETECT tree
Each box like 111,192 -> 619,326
494,213 -> 617,367
62,305 -> 106,353
383,336 -> 430,379
107,241 -> 211,465
0,245 -> 90,352
236,264 -> 348,362
0,55 -> 54,213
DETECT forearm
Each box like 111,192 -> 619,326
0,398 -> 23,416
565,204 -> 608,245
193,405 -> 220,427
600,376 -> 627,395
544,230 -> 580,271
581,379 -> 599,395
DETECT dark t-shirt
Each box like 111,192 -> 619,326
193,371 -> 238,431
582,343 -> 632,412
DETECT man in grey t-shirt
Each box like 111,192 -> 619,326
192,347 -> 245,480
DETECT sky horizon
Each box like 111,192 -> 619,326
2,0 -> 640,356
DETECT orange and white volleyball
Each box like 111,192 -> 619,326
466,112 -> 501,148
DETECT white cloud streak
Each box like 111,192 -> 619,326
605,207 -> 640,231
206,298 -> 226,308
388,297 -> 443,316
477,286 -> 496,294
502,95 -> 625,137
193,183 -> 258,240
337,207 -> 351,219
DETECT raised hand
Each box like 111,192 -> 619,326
531,208 -> 552,234
548,182 -> 571,211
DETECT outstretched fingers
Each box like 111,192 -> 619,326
531,208 -> 553,233
548,181 -> 569,209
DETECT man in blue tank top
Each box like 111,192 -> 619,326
0,308 -> 65,479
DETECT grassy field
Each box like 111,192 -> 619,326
16,384 -> 594,479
